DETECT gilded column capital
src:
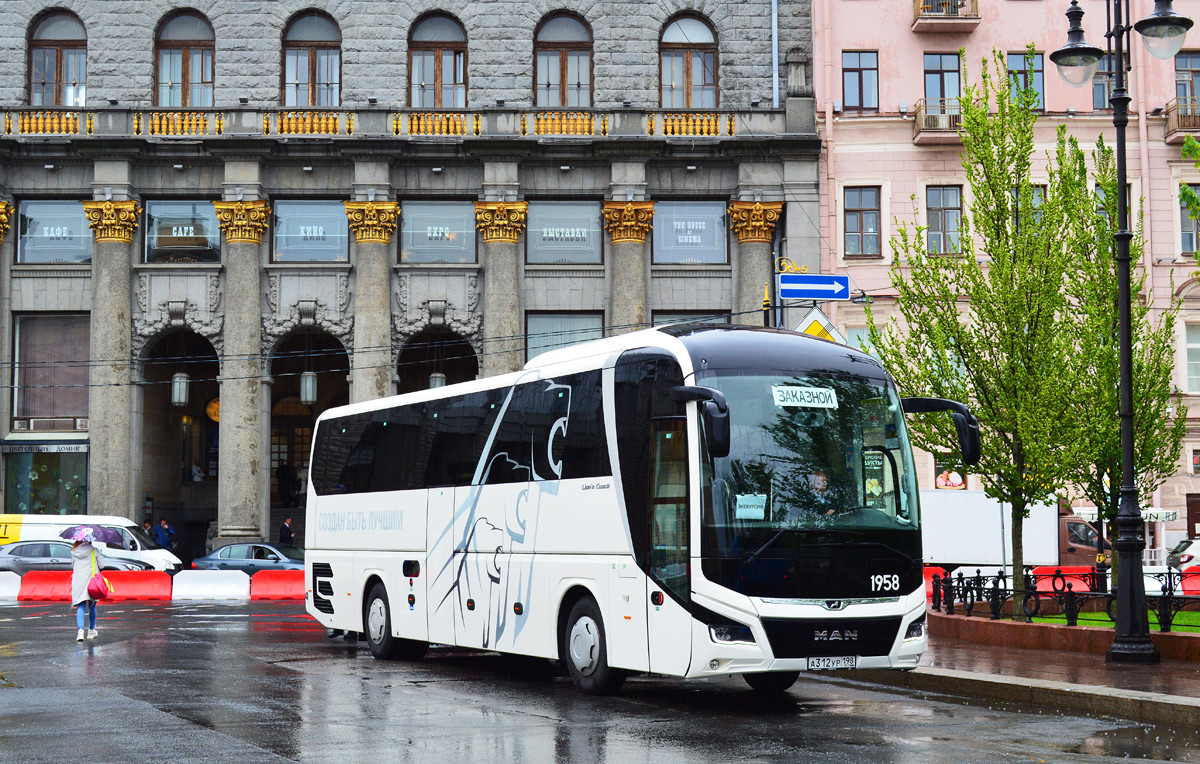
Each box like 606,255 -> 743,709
344,201 -> 400,244
475,201 -> 528,244
602,201 -> 655,244
82,200 -> 142,243
728,200 -> 784,243
0,201 -> 12,247
213,200 -> 271,244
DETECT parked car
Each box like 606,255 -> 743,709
191,542 -> 304,572
0,514 -> 183,571
1168,538 -> 1196,571
0,540 -> 151,575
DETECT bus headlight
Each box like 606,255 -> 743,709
709,623 -> 756,645
904,615 -> 925,641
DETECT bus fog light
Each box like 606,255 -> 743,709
709,659 -> 720,671
710,624 -> 756,644
904,616 -> 925,641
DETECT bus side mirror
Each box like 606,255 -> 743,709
901,396 -> 981,467
671,385 -> 731,458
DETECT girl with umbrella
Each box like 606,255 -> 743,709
61,525 -> 120,642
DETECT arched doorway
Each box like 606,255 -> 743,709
138,330 -> 220,565
269,331 -> 349,510
396,327 -> 478,394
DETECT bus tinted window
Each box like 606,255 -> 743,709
311,413 -> 371,495
424,391 -> 502,487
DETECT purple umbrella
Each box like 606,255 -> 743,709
59,524 -> 124,547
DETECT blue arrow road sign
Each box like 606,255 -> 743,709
778,273 -> 851,300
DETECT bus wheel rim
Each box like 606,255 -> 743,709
368,598 -> 387,642
569,616 -> 599,676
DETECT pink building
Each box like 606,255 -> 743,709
812,0 -> 1200,557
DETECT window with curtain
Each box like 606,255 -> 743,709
28,12 -> 86,107
526,313 -> 604,361
409,14 -> 467,108
155,12 -> 214,107
926,185 -> 962,254
283,12 -> 341,107
660,15 -> 717,109
534,14 -> 592,108
12,314 -> 90,430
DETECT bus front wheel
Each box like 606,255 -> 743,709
563,597 -> 626,695
743,671 -> 799,693
363,583 -> 428,661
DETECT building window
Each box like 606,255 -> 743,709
534,14 -> 592,108
1177,51 -> 1200,100
924,53 -> 960,115
283,12 -> 340,107
845,327 -> 875,356
1093,54 -> 1116,110
155,12 -> 214,108
927,186 -> 962,254
16,201 -> 91,264
11,314 -> 90,432
660,15 -> 717,109
1007,52 -> 1044,110
844,187 -> 881,257
1182,184 -> 1199,254
652,311 -> 727,326
652,201 -> 728,264
144,201 -> 220,264
28,12 -> 86,107
400,202 -> 476,264
272,201 -> 349,262
3,447 -> 89,515
1188,323 -> 1200,393
409,14 -> 467,108
526,312 -> 604,361
843,51 -> 878,113
526,202 -> 601,264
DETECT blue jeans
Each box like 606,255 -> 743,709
76,601 -> 96,630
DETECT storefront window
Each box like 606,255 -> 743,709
934,453 -> 966,490
652,201 -> 728,264
3,447 -> 88,514
17,200 -> 92,264
400,202 -> 476,264
526,201 -> 601,264
272,201 -> 349,262
144,201 -> 220,263
12,314 -> 89,432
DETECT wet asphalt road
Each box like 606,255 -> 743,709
1,601 -> 1197,764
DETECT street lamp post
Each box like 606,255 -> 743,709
1051,0 -> 1191,664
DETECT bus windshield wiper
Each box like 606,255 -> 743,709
742,528 -> 791,566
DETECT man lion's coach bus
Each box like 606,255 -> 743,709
304,324 -> 979,694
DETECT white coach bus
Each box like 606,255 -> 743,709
304,324 -> 979,694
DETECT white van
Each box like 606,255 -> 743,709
0,514 -> 182,571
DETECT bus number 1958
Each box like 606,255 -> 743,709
870,574 -> 900,592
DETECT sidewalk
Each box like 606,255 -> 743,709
833,632 -> 1200,727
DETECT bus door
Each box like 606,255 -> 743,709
426,487 -> 457,646
646,418 -> 693,676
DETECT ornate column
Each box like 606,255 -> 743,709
475,201 -> 527,377
0,201 -> 11,246
345,200 -> 399,403
602,201 -> 654,334
83,199 -> 141,520
213,199 -> 270,540
729,201 -> 783,326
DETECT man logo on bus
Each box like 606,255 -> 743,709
813,630 -> 858,641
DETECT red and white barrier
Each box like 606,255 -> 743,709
171,570 -> 251,600
249,570 -> 305,600
3,570 -> 304,602
0,572 -> 21,601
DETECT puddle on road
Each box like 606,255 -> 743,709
1071,725 -> 1200,761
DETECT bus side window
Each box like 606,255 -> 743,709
650,419 -> 689,603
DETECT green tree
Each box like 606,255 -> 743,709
1062,138 -> 1185,580
866,50 -> 1079,613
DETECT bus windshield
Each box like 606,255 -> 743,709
698,370 -> 920,559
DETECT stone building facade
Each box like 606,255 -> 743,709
0,1 -> 820,549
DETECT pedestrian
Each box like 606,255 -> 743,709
142,520 -> 153,537
191,458 -> 204,482
154,518 -> 175,550
71,538 -> 98,642
295,464 -> 308,508
279,516 -> 294,547
276,462 -> 295,508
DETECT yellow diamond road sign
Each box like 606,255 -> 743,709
795,307 -> 846,344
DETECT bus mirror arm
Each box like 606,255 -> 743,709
671,386 -> 731,459
900,397 -> 981,467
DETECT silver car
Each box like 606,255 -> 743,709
0,540 -> 149,575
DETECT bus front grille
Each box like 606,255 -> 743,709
759,616 -> 902,659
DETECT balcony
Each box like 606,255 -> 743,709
913,99 -> 963,144
912,0 -> 981,33
1164,97 -> 1200,144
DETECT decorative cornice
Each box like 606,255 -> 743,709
602,201 -> 655,244
213,200 -> 271,244
0,201 -> 11,247
344,201 -> 400,244
82,200 -> 142,243
728,201 -> 784,244
475,201 -> 528,244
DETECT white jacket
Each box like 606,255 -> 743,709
71,542 -> 97,606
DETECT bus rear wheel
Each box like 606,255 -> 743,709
363,583 -> 428,661
743,671 -> 799,693
563,597 -> 626,695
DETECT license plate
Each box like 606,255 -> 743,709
807,656 -> 855,670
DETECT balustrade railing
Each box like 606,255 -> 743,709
651,112 -> 733,137
6,110 -> 91,135
136,111 -> 222,136
400,111 -> 478,137
272,110 -> 348,135
1166,97 -> 1200,140
913,0 -> 980,19
523,111 -> 603,136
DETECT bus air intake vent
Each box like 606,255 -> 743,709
759,617 -> 902,659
